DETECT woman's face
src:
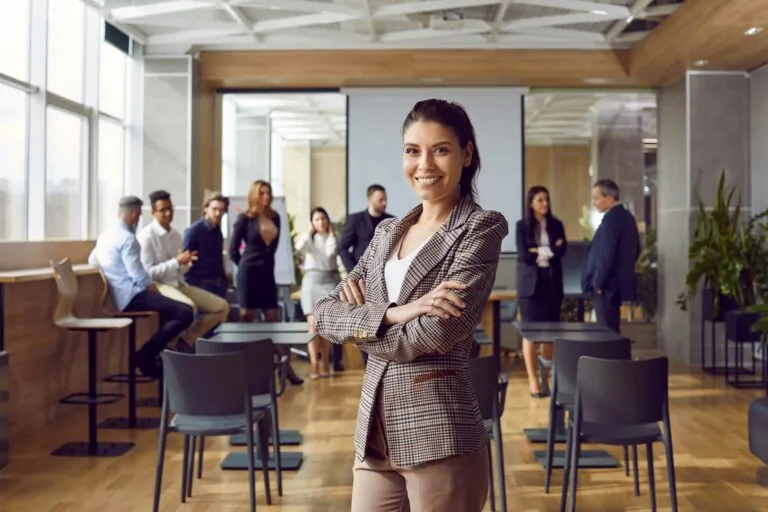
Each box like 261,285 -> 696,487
258,184 -> 272,207
531,191 -> 550,217
311,211 -> 329,233
402,121 -> 472,203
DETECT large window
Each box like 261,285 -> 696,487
0,85 -> 29,241
48,0 -> 86,102
97,117 -> 125,232
99,40 -> 127,119
0,0 -> 30,81
45,107 -> 87,240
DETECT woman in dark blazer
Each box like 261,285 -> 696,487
516,185 -> 567,397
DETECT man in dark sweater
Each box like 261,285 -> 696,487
183,191 -> 229,299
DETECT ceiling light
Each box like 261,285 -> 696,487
421,77 -> 443,84
583,78 -> 612,84
591,9 -> 608,15
745,26 -> 764,36
693,59 -> 709,67
625,15 -> 634,23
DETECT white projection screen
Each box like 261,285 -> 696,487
344,87 -> 527,253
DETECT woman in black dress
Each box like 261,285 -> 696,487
230,179 -> 281,322
516,185 -> 567,397
230,180 -> 303,385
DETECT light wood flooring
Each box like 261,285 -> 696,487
1,352 -> 768,511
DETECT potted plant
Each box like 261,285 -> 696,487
679,170 -> 768,341
636,228 -> 658,322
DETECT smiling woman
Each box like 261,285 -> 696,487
314,98 -> 508,512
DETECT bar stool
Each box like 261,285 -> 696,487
50,258 -> 134,457
95,268 -> 161,430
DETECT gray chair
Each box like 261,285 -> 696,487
195,337 -> 287,496
749,397 -> 768,484
563,356 -> 678,512
152,350 -> 270,512
544,336 -> 633,494
469,356 -> 509,512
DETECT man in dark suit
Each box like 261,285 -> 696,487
582,179 -> 640,332
338,184 -> 394,366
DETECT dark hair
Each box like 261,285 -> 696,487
366,184 -> 385,197
593,179 -> 620,201
402,99 -> 481,200
148,189 -> 171,210
310,207 -> 331,239
525,185 -> 553,244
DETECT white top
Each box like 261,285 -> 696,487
536,218 -> 553,268
136,219 -> 187,286
384,235 -> 432,304
294,231 -> 338,272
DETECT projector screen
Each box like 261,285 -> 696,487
344,87 -> 527,253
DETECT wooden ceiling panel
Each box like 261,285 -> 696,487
630,0 -> 768,86
199,49 -> 639,89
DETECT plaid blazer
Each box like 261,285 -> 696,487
315,196 -> 508,468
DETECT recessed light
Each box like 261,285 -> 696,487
591,9 -> 608,15
583,78 -> 611,84
693,59 -> 709,67
421,77 -> 443,83
745,26 -> 764,36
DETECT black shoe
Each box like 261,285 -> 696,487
333,363 -> 345,373
132,353 -> 163,380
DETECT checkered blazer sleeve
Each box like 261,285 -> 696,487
359,210 -> 508,363
314,218 -> 396,344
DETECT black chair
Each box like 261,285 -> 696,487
544,336 -> 633,493
152,350 -> 270,512
564,356 -> 678,512
469,356 -> 509,512
196,337 -> 288,496
748,397 -> 768,483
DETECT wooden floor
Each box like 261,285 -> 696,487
1,352 -> 768,511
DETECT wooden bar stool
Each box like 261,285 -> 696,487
50,258 -> 134,457
95,268 -> 161,430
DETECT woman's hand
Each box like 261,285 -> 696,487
384,281 -> 468,325
340,279 -> 366,305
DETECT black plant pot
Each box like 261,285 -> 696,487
702,288 -> 738,322
725,310 -> 762,342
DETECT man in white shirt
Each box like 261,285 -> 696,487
137,190 -> 229,349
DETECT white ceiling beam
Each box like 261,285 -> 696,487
360,0 -> 377,42
233,0 -> 360,16
379,23 -> 492,42
502,12 -> 623,31
489,1 -> 510,42
219,0 -> 260,42
639,4 -> 680,18
614,30 -> 648,44
513,0 -> 629,17
373,0 -> 501,18
252,12 -> 360,33
270,28 -> 369,43
515,27 -> 607,42
110,0 -> 213,22
606,0 -> 653,42
78,0 -> 149,45
148,28 -> 244,46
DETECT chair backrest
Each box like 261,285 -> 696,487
553,336 -> 632,396
94,266 -> 118,313
577,356 -> 669,426
160,350 -> 248,416
469,356 -> 501,420
50,258 -> 78,323
196,337 -> 275,396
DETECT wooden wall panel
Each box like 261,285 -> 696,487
524,145 -> 591,241
0,241 -> 94,272
310,147 -> 347,226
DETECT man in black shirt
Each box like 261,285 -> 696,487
338,184 -> 394,273
338,184 -> 394,367
183,191 -> 230,299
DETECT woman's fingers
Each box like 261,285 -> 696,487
437,280 -> 468,291
339,288 -> 349,303
342,280 -> 365,305
433,296 -> 463,318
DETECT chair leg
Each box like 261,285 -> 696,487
623,445 -> 629,476
633,445 -> 640,496
646,443 -> 656,512
664,438 -> 678,512
186,436 -> 195,498
257,418 -> 273,505
181,435 -> 190,504
560,426 -> 573,512
486,442 -> 496,512
568,435 -> 581,512
270,405 -> 284,496
197,436 -> 205,479
544,404 -> 560,493
245,423 -> 257,512
493,422 -> 507,512
152,427 -> 168,512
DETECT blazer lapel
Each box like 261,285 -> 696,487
394,197 -> 477,305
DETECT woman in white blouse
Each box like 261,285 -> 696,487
295,207 -> 339,379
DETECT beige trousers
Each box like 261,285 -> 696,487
157,283 -> 229,342
351,394 -> 489,512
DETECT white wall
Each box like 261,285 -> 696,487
344,87 -> 527,253
750,65 -> 768,214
